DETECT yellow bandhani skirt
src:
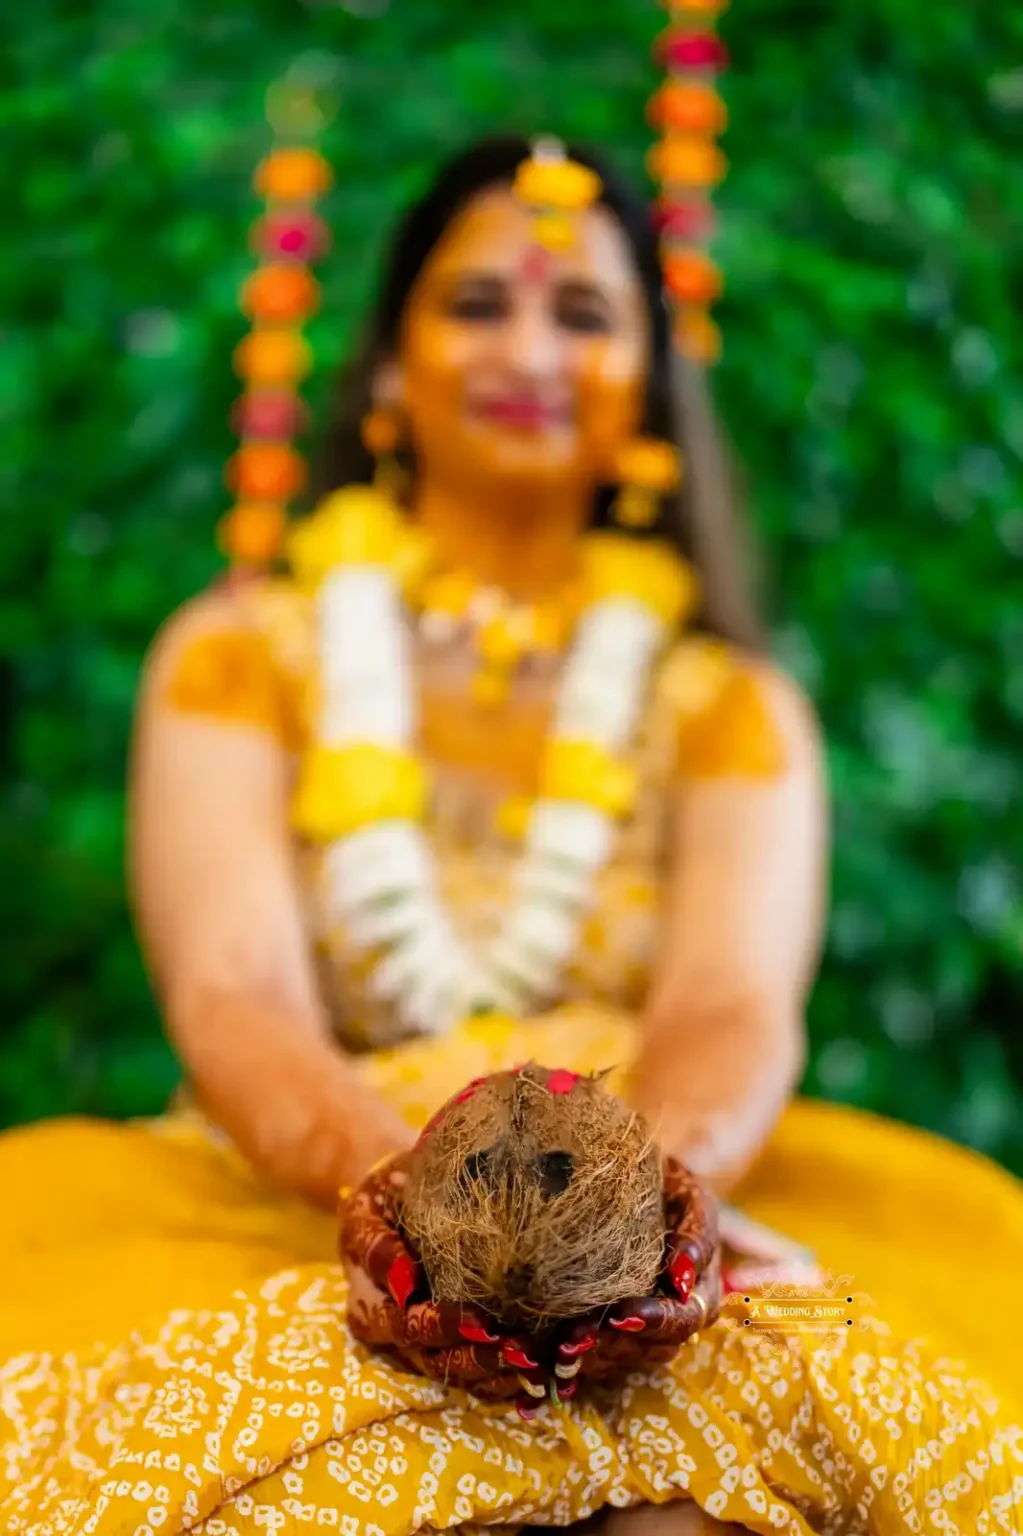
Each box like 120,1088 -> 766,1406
3,1010 -> 1023,1535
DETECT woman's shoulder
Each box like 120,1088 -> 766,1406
142,576 -> 314,750
656,633 -> 821,783
151,574 -> 312,653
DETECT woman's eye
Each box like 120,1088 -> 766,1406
557,305 -> 612,335
447,293 -> 507,322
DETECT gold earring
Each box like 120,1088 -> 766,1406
361,405 -> 408,499
612,437 -> 683,529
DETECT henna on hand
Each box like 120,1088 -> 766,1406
341,1156 -> 534,1397
662,1155 -> 719,1280
339,1157 -> 417,1299
549,1164 -> 722,1389
340,1142 -> 723,1410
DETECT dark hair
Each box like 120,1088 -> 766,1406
314,133 -> 764,650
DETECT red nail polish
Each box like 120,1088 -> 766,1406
459,1322 -> 500,1344
501,1345 -> 539,1371
669,1251 -> 697,1302
559,1332 -> 598,1359
386,1252 -> 418,1309
454,1076 -> 488,1105
546,1069 -> 579,1095
609,1316 -> 646,1333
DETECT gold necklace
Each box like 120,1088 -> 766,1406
415,566 -> 587,706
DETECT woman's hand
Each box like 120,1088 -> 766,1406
543,1157 -> 720,1398
340,1153 -> 719,1413
340,1156 -> 542,1401
130,591 -> 417,1211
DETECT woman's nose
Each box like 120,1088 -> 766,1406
503,294 -> 562,379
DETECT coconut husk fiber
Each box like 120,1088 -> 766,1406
400,1065 -> 665,1326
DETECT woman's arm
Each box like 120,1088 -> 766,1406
128,590 -> 413,1207
634,661 -> 828,1195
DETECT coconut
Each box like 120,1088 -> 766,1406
399,1065 -> 665,1326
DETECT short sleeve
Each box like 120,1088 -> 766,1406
164,625 -> 301,749
660,636 -> 789,781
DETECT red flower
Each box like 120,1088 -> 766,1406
663,33 -> 729,70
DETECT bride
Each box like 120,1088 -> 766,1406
1,131 -> 1021,1535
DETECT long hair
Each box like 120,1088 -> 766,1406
314,133 -> 764,650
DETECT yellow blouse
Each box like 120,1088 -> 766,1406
165,575 -> 786,1049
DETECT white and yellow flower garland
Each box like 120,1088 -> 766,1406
288,487 -> 697,1037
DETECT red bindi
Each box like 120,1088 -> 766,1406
520,245 -> 554,285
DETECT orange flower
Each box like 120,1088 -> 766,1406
660,0 -> 729,12
217,503 -> 286,564
647,137 -> 728,188
241,265 -> 320,325
227,443 -> 307,502
233,330 -> 313,386
663,251 -> 723,307
614,438 -> 682,493
673,307 -> 722,364
647,82 -> 728,136
254,147 -> 333,202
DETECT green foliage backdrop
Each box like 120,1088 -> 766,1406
2,2 -> 1021,1169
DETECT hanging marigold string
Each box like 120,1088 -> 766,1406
219,80 -> 335,573
648,0 -> 730,365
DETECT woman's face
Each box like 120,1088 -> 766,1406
396,184 -> 652,499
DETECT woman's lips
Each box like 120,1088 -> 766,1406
476,397 -> 566,430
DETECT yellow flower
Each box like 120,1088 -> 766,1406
419,569 -> 478,617
581,533 -> 700,629
513,158 -> 602,212
615,438 -> 682,493
531,212 -> 577,252
529,603 -> 573,652
495,795 -> 532,842
458,1013 -> 521,1046
541,740 -> 637,819
288,488 -> 401,590
477,618 -> 523,670
392,524 -> 437,605
291,744 -> 426,841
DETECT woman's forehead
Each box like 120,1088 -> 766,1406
420,184 -> 641,292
